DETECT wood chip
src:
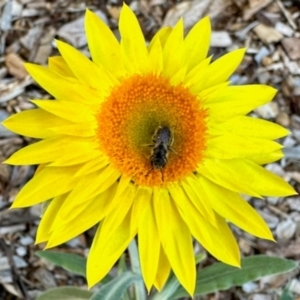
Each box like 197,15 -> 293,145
282,37 -> 300,61
211,31 -> 232,47
243,0 -> 273,21
5,53 -> 28,80
253,23 -> 283,44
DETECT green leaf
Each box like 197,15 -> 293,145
150,275 -> 180,300
37,287 -> 92,300
90,272 -> 141,300
36,251 -> 86,277
128,240 -> 146,300
172,255 -> 298,298
280,287 -> 294,300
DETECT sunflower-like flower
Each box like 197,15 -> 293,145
3,4 -> 296,295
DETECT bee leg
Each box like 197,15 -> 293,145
161,169 -> 164,182
145,166 -> 154,177
169,147 -> 177,154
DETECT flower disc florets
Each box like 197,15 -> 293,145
97,74 -> 208,186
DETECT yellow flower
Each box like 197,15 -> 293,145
2,4 -> 296,295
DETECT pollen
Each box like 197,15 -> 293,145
96,74 -> 208,187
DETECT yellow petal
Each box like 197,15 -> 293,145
97,184 -> 136,242
48,56 -> 74,77
25,64 -> 103,104
184,56 -> 212,88
74,155 -> 109,177
1,109 -> 66,139
170,186 -> 240,267
5,136 -> 98,165
214,116 -> 289,139
31,100 -> 96,123
153,188 -> 195,296
46,184 -> 118,248
56,39 -> 115,89
171,180 -> 217,228
130,186 -> 152,235
189,48 -> 246,93
205,85 -> 277,122
247,150 -> 284,165
198,158 -> 297,197
162,19 -> 184,79
148,38 -> 163,75
184,16 -> 211,71
200,177 -> 274,240
11,165 -> 79,208
206,133 -> 282,159
87,210 -> 135,287
153,245 -> 171,291
149,27 -> 172,49
49,122 -> 97,137
119,4 -> 149,73
36,193 -> 68,243
85,9 -> 124,77
60,165 -> 120,215
138,200 -> 160,292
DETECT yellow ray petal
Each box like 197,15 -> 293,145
36,193 -> 68,243
213,116 -> 289,140
198,81 -> 229,102
189,48 -> 246,93
184,16 -> 211,71
153,245 -> 171,291
5,136 -> 98,165
138,200 -> 160,292
87,210 -> 135,288
205,85 -> 277,122
85,9 -> 124,77
148,38 -> 163,75
149,27 -> 172,50
198,158 -> 297,197
60,165 -> 120,216
74,155 -> 109,177
119,4 -> 149,73
49,122 -> 97,137
1,109 -> 67,139
184,56 -> 212,88
130,186 -> 152,235
25,64 -> 103,105
96,184 -> 136,243
199,177 -> 274,240
56,40 -> 115,89
247,150 -> 284,165
46,184 -> 118,248
48,56 -> 74,77
205,133 -> 282,160
162,19 -> 184,79
153,188 -> 195,296
170,186 -> 240,267
31,100 -> 96,123
11,165 -> 80,208
171,180 -> 217,227
49,149 -> 100,167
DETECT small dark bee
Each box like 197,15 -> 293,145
146,126 -> 175,180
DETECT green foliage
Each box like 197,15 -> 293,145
171,255 -> 298,299
36,251 -> 86,277
280,287 -> 294,300
35,250 -> 297,300
90,272 -> 141,300
37,287 -> 93,300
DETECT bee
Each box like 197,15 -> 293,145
146,126 -> 175,180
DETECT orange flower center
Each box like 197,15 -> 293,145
96,74 -> 208,187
